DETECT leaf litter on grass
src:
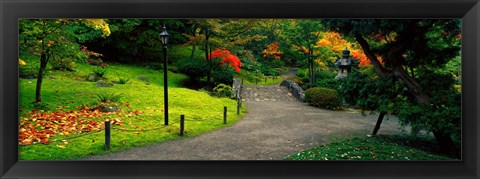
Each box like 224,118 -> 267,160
18,105 -> 142,146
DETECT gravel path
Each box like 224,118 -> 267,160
85,69 -> 409,160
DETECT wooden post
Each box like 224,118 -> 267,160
237,100 -> 240,115
223,106 -> 227,124
180,114 -> 185,136
104,121 -> 111,150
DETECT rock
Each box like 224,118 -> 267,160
98,104 -> 121,112
86,74 -> 98,82
96,80 -> 114,88
280,80 -> 305,102
137,76 -> 150,85
255,98 -> 260,101
137,76 -> 149,81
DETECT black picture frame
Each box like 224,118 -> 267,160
1,0 -> 479,178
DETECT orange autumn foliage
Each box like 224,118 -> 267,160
317,31 -> 383,67
208,48 -> 242,72
350,49 -> 383,66
316,32 -> 347,51
262,42 -> 282,60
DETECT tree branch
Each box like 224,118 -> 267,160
354,33 -> 392,77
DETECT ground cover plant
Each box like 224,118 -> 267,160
285,135 -> 454,160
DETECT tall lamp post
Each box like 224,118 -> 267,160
160,25 -> 169,126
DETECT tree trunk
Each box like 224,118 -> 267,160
372,112 -> 386,135
205,29 -> 211,83
432,131 -> 459,158
190,44 -> 196,60
308,46 -> 315,87
35,53 -> 48,103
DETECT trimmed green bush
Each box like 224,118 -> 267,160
212,67 -> 234,85
175,58 -> 209,81
212,84 -> 234,98
305,87 -> 342,110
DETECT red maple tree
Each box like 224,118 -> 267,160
208,48 -> 242,72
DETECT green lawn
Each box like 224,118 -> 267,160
240,76 -> 284,86
285,135 -> 455,160
19,62 -> 245,160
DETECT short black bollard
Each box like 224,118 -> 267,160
224,106 -> 227,124
237,100 -> 241,115
265,77 -> 267,83
104,121 -> 110,151
180,114 -> 185,136
241,78 -> 244,86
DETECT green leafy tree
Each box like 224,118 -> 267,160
324,19 -> 461,156
94,19 -> 187,62
281,19 -> 323,86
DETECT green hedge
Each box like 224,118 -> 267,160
175,58 -> 209,81
305,87 -> 342,110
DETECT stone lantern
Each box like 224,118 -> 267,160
335,48 -> 355,79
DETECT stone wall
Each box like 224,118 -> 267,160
280,80 -> 305,102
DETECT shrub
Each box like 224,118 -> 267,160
259,64 -> 277,76
315,78 -> 340,90
97,92 -> 123,103
300,77 -> 310,83
295,68 -> 307,78
91,67 -> 107,78
315,70 -> 337,79
175,58 -> 209,81
212,84 -> 234,98
51,58 -> 75,71
304,87 -> 342,110
212,67 -> 234,85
